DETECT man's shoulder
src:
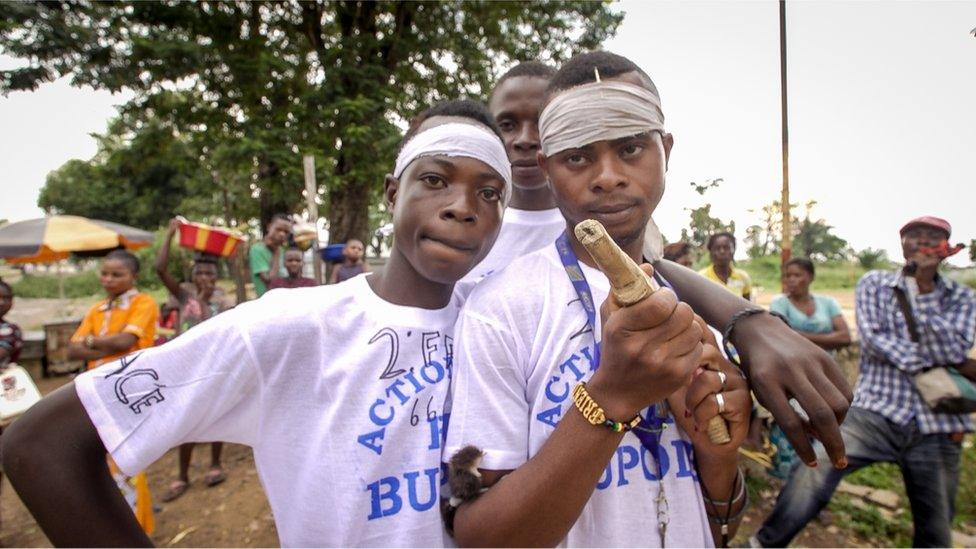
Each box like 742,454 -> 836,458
858,269 -> 897,289
248,242 -> 270,258
131,292 -> 158,308
464,247 -> 558,316
942,275 -> 976,302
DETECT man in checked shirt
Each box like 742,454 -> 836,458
752,215 -> 976,548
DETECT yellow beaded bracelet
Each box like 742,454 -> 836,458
571,382 -> 642,432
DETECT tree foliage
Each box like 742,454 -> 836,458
745,199 -> 848,261
4,1 -> 623,242
679,178 -> 735,251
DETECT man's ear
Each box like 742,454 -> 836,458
536,151 -> 549,178
662,132 -> 674,170
384,174 -> 399,208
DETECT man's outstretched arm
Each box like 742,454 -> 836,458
655,259 -> 853,469
2,383 -> 151,547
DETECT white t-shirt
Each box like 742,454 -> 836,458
445,244 -> 713,548
76,275 -> 456,548
461,207 -> 566,284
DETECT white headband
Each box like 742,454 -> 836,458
539,80 -> 665,156
394,122 -> 512,205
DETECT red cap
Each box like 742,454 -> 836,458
900,215 -> 951,238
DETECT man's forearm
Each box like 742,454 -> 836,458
454,408 -> 624,547
3,384 -> 151,546
802,331 -> 851,351
654,260 -> 749,329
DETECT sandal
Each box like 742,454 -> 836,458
204,467 -> 227,487
161,480 -> 189,502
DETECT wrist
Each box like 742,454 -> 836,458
583,374 -> 642,422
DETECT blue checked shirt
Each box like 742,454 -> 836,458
853,270 -> 975,434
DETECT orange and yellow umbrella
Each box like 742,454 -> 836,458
0,216 -> 154,264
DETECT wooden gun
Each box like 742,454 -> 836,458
575,219 -> 731,444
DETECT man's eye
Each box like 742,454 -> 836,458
498,120 -> 516,132
479,188 -> 501,202
566,153 -> 587,166
421,175 -> 447,188
621,143 -> 644,157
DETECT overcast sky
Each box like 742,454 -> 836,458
2,0 -> 974,264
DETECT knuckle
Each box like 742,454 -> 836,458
810,407 -> 835,426
777,415 -> 802,434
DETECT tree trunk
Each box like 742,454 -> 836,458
257,159 -> 291,233
327,177 -> 373,246
323,144 -> 371,246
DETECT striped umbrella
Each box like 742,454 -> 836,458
0,215 -> 154,264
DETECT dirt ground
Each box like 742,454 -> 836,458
0,372 -> 279,548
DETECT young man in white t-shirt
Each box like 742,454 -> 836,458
462,61 -> 565,282
1,100 -> 512,547
445,52 -> 755,547
464,62 -> 854,476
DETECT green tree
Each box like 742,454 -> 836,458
857,248 -> 889,270
679,178 -> 735,250
3,1 -> 623,243
38,109 -> 197,228
792,201 -> 849,261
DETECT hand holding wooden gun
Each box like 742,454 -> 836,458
575,219 -> 748,448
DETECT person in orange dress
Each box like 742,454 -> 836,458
68,249 -> 158,535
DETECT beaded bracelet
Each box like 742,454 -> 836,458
572,382 -> 642,432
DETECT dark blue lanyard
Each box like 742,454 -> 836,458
555,231 -> 668,459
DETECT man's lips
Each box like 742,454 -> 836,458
422,235 -> 476,252
589,202 -> 637,214
510,159 -> 538,168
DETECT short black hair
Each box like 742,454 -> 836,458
401,99 -> 503,151
193,252 -> 219,266
105,249 -> 140,275
493,61 -> 556,95
284,246 -> 304,256
706,232 -> 736,251
268,213 -> 292,228
546,51 -> 659,100
785,257 -> 816,278
0,281 -> 12,296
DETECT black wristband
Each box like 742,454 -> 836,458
721,309 -> 789,367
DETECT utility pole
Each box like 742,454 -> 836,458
780,0 -> 792,267
303,155 -> 324,284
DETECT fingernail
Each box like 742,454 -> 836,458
836,458 -> 848,469
806,460 -> 818,468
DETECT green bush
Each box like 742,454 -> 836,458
8,229 -> 196,299
12,269 -> 103,298
737,256 -> 869,292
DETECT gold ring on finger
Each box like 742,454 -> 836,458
717,370 -> 727,391
715,392 -> 726,414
